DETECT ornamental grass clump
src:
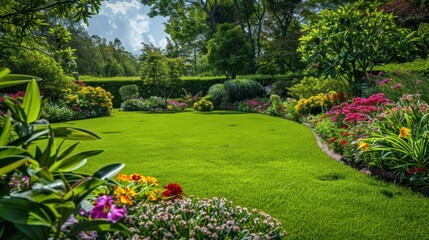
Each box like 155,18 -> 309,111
112,197 -> 286,239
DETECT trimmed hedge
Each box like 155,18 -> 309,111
374,58 -> 428,76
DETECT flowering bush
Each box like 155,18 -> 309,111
358,94 -> 429,192
193,99 -> 214,112
237,98 -> 269,113
167,100 -> 187,112
41,102 -> 73,123
121,98 -> 150,111
368,70 -> 429,103
295,91 -> 347,116
112,197 -> 286,239
325,93 -> 390,126
65,83 -> 113,119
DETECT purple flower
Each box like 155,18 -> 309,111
89,195 -> 126,223
78,231 -> 98,240
377,71 -> 383,76
391,83 -> 402,90
61,215 -> 78,231
378,78 -> 391,85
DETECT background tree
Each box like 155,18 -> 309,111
140,49 -> 186,108
298,1 -> 413,97
206,23 -> 253,79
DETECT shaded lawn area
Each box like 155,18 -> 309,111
53,110 -> 429,239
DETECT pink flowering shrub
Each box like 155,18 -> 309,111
325,93 -> 390,126
368,70 -> 429,103
237,98 -> 270,113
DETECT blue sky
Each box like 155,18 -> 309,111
85,0 -> 168,55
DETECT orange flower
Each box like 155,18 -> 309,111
358,142 -> 370,151
116,174 -> 130,182
125,187 -> 137,198
141,176 -> 159,186
117,195 -> 133,205
399,127 -> 411,139
147,194 -> 157,201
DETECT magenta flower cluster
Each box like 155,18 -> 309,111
326,93 -> 390,124
168,100 -> 187,110
89,195 -> 126,223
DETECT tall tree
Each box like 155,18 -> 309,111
206,23 -> 253,79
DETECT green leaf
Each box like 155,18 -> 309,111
0,112 -> 12,145
49,150 -> 103,172
0,156 -> 29,175
0,198 -> 52,226
93,163 -> 125,180
64,177 -> 106,203
57,142 -> 79,161
23,80 -> 41,124
67,220 -> 131,237
9,129 -> 50,146
13,224 -> 49,240
53,127 -> 102,140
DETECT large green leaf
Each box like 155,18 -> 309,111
0,112 -> 12,145
49,150 -> 103,172
53,127 -> 102,140
64,177 -> 106,203
93,163 -> 125,180
13,224 -> 49,240
23,79 -> 41,124
8,129 -> 50,146
0,156 -> 29,175
66,220 -> 131,237
0,198 -> 52,226
56,142 -> 79,161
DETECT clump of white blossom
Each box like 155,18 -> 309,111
112,197 -> 286,239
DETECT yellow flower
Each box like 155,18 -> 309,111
358,142 -> 370,151
142,176 -> 159,186
147,194 -> 157,201
114,186 -> 126,195
117,195 -> 133,205
399,127 -> 411,139
125,187 -> 137,198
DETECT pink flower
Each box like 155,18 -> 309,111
391,83 -> 402,90
378,78 -> 391,85
395,69 -> 402,75
416,80 -> 423,85
377,71 -> 383,76
89,195 -> 126,223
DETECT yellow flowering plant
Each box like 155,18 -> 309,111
113,174 -> 162,205
193,99 -> 214,112
65,83 -> 113,119
294,91 -> 346,115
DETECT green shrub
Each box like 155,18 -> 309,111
0,50 -> 70,100
193,99 -> 214,112
112,197 -> 286,239
41,102 -> 73,123
288,76 -> 349,98
65,84 -> 113,119
207,83 -> 225,106
120,99 -> 149,111
119,84 -> 139,101
375,58 -> 428,77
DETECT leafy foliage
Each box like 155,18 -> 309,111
119,84 -> 139,101
206,23 -> 253,79
298,1 -> 413,96
288,76 -> 348,98
0,68 -> 130,239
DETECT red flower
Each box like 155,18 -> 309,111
161,183 -> 184,200
327,137 -> 338,144
340,140 -> 348,146
407,167 -> 427,174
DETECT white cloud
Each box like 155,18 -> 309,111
146,35 -> 168,50
128,14 -> 150,51
105,0 -> 141,15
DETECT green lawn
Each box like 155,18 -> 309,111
53,110 -> 429,239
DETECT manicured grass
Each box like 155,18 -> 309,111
52,111 -> 429,239
77,75 -> 227,81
